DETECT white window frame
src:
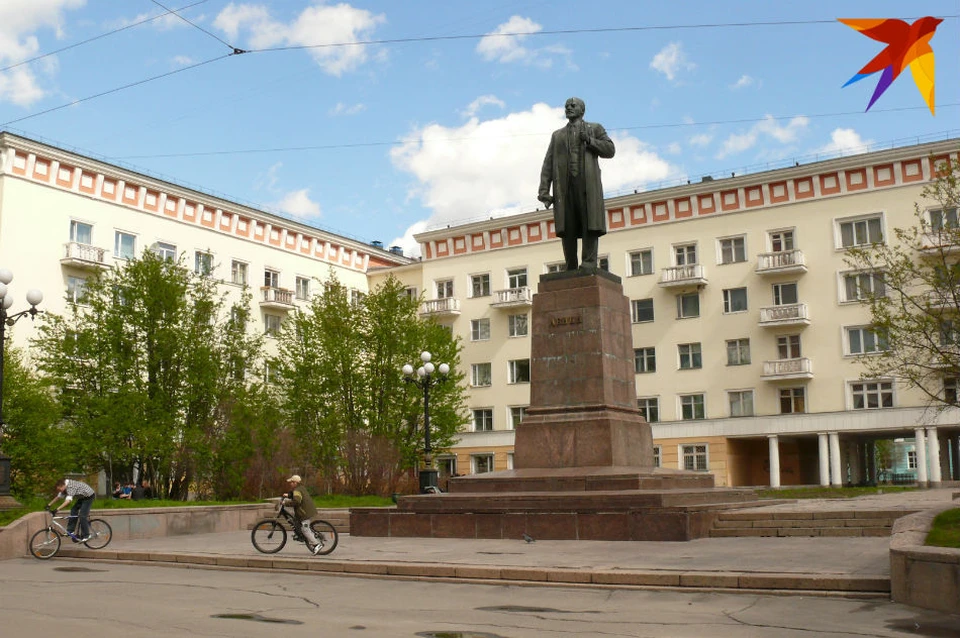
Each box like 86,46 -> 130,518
153,241 -> 176,261
70,220 -> 93,245
907,450 -> 917,470
836,213 -> 884,249
66,276 -> 87,304
718,235 -> 747,265
631,298 -> 655,323
779,387 -> 806,414
929,207 -> 959,231
946,377 -> 959,404
849,379 -> 894,410
470,318 -> 491,341
678,343 -> 702,370
674,242 -> 698,266
263,313 -> 282,336
295,276 -> 310,300
114,230 -> 137,259
726,338 -> 750,365
728,389 -> 755,417
194,250 -> 213,276
845,326 -> 888,355
507,267 -> 528,289
680,443 -> 709,471
637,397 -> 659,423
508,359 -> 530,384
722,287 -> 748,314
472,454 -> 495,474
508,313 -> 528,337
769,228 -> 795,253
628,248 -> 654,277
473,408 -> 494,432
508,406 -> 527,429
470,273 -> 491,298
777,334 -> 802,359
772,282 -> 798,306
264,269 -> 280,289
653,445 -> 662,468
676,292 -> 700,318
436,278 -> 454,299
634,347 -> 656,373
679,393 -> 706,420
840,270 -> 885,303
545,262 -> 565,274
470,363 -> 492,387
231,260 -> 248,286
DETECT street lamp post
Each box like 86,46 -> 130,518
402,351 -> 449,493
0,267 -> 44,508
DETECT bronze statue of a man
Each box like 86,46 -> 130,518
538,97 -> 616,271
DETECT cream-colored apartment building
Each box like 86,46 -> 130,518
3,131 -> 958,489
371,138 -> 960,488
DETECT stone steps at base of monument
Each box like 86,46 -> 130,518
708,509 -> 915,538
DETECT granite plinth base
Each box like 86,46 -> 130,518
446,466 -> 714,493
0,494 -> 22,511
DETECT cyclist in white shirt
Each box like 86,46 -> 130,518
48,478 -> 96,541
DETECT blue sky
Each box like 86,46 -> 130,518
0,1 -> 957,255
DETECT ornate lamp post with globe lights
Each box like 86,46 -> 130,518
402,351 -> 449,493
0,267 -> 44,508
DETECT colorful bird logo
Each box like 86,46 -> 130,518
839,17 -> 943,115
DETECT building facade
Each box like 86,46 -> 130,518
2,131 -> 958,489
371,138 -> 960,488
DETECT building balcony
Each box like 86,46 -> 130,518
658,264 -> 707,288
762,357 -> 813,381
61,242 -> 108,269
420,297 -> 461,318
755,249 -> 807,275
260,286 -> 295,310
491,286 -> 532,308
919,231 -> 960,255
758,303 -> 810,327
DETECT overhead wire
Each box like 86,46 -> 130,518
147,0 -> 246,53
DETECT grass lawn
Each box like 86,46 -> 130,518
926,508 -> 960,548
756,486 -> 916,500
0,493 -> 394,527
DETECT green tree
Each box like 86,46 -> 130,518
32,251 -> 266,499
0,342 -> 70,496
844,154 -> 960,409
275,273 -> 467,495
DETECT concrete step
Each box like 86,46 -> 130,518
708,509 -> 912,538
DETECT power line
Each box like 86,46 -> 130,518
0,0 -> 212,74
112,102 -> 960,160
148,0 -> 246,54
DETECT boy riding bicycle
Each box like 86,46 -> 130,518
282,474 -> 323,555
48,478 -> 96,542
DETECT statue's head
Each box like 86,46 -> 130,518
564,97 -> 585,120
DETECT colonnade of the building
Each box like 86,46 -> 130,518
766,427 -> 954,488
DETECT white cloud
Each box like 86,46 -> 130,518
273,188 -> 321,219
172,55 -> 195,66
816,128 -> 874,156
389,220 -> 427,260
213,2 -> 385,76
461,94 -> 505,118
254,161 -> 282,192
329,102 -> 366,116
110,11 -> 193,31
0,0 -> 85,107
730,74 -> 755,89
476,16 -> 567,68
689,133 -> 713,147
716,115 -> 809,159
667,142 -> 682,155
390,101 -> 675,242
649,41 -> 695,81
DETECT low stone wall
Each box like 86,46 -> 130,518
0,503 -> 274,561
889,506 -> 960,615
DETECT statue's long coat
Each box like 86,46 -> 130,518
538,121 -> 615,237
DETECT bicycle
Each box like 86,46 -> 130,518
250,499 -> 338,556
29,508 -> 113,559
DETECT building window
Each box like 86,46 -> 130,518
294,276 -> 310,300
843,271 -> 885,302
638,397 -> 659,423
907,450 -> 917,470
839,215 -> 883,248
509,406 -> 527,429
154,242 -> 176,261
471,273 -> 490,298
681,444 -> 708,471
70,220 -> 92,245
436,279 -> 454,299
507,268 -> 528,289
470,318 -> 490,341
778,335 -> 801,359
194,251 -> 213,276
779,387 -> 805,414
631,298 -> 654,323
471,363 -> 492,387
728,390 -> 754,417
634,347 -> 656,373
722,288 -> 748,313
263,313 -> 282,336
680,394 -> 706,420
930,207 -> 959,231
508,313 -> 528,337
847,326 -> 888,355
404,286 -> 418,300
726,338 -> 751,365
264,269 -> 280,289
653,445 -> 661,468
770,229 -> 795,252
231,260 -> 248,286
676,293 -> 700,318
472,454 -> 494,474
851,380 -> 894,409
350,289 -> 365,307
719,236 -> 746,264
946,377 -> 959,404
508,359 -> 531,384
675,243 -> 697,265
598,256 -> 609,272
66,276 -> 87,304
629,249 -> 653,276
545,262 -> 564,273
773,282 -> 798,306
114,231 -> 136,259
437,456 -> 457,479
473,409 -> 493,432
678,343 -> 702,370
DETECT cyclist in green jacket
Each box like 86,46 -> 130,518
283,474 -> 322,554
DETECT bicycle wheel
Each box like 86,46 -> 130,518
84,519 -> 113,549
310,520 -> 339,555
30,529 -> 61,559
251,520 -> 287,553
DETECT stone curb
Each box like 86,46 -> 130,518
889,505 -> 960,614
51,547 -> 890,595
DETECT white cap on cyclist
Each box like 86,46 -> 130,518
286,474 -> 302,484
